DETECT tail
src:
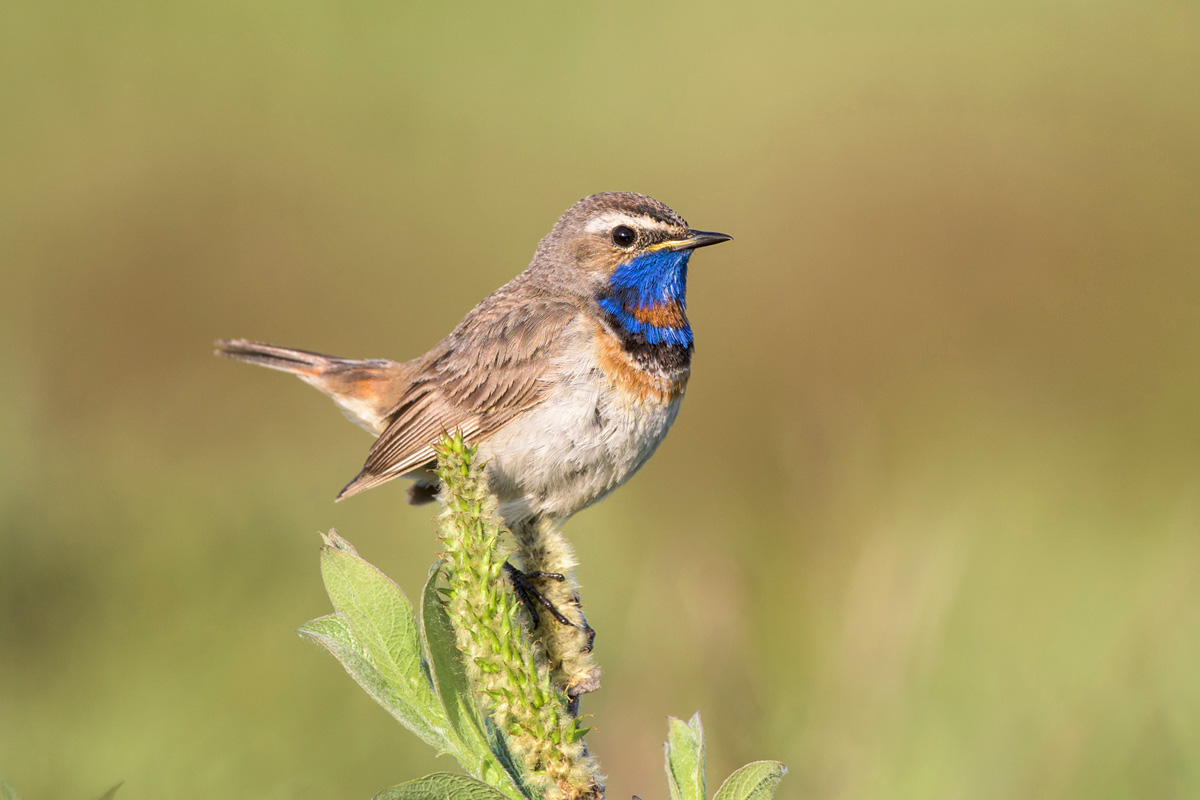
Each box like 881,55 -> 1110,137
214,339 -> 408,435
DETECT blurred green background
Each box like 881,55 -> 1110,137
3,1 -> 1199,798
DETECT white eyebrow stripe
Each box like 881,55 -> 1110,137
583,211 -> 677,235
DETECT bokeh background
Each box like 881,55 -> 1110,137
3,1 -> 1199,798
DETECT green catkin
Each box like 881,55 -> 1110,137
434,433 -> 602,800
508,517 -> 603,698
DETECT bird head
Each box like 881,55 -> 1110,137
532,193 -> 731,346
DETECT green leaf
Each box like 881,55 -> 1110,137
319,542 -> 435,712
322,528 -> 358,553
419,565 -> 530,798
299,612 -> 356,647
664,712 -> 706,800
1,781 -> 21,800
299,613 -> 449,752
420,564 -> 489,750
372,772 -> 511,800
712,761 -> 788,800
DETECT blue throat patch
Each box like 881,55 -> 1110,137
597,249 -> 694,348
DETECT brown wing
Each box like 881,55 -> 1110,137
336,299 -> 579,500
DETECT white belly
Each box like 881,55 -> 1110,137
477,378 -> 684,525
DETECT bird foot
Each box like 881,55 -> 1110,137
503,562 -> 574,627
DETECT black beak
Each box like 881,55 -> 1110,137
668,229 -> 733,252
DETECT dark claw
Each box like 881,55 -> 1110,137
504,562 -> 574,627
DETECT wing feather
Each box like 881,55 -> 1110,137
337,299 -> 578,499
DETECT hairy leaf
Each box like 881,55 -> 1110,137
299,613 -> 450,752
665,712 -> 706,800
373,772 -> 511,800
420,564 -> 490,753
712,761 -> 787,800
319,540 -> 435,711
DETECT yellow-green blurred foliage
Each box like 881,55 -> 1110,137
2,1 -> 1198,798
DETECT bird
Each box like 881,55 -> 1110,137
216,192 -> 730,617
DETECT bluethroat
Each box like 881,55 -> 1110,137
216,192 -> 730,537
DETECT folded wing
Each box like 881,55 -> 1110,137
337,299 -> 578,500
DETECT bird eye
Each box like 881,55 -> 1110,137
611,225 -> 636,248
